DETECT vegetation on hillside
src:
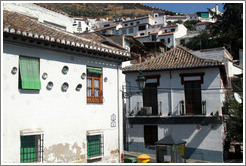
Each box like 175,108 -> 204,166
50,3 -> 172,19
186,3 -> 243,59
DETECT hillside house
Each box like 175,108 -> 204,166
72,18 -> 93,33
3,3 -> 73,32
123,47 -> 229,162
2,8 -> 131,163
134,24 -> 187,48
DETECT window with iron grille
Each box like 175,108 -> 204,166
87,66 -> 103,103
87,134 -> 104,159
20,134 -> 43,163
19,56 -> 41,90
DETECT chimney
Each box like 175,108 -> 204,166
216,4 -> 219,15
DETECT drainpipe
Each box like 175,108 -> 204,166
117,62 -> 123,163
169,70 -> 173,116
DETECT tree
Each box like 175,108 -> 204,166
186,30 -> 220,50
227,78 -> 243,142
186,3 -> 243,59
209,3 -> 243,59
184,20 -> 201,31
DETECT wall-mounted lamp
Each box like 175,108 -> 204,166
81,73 -> 86,79
62,66 -> 69,74
136,71 -> 146,90
42,73 -> 48,80
104,77 -> 108,83
11,67 -> 17,74
46,81 -> 53,90
76,84 -> 82,91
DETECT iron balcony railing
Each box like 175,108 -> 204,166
180,100 -> 206,115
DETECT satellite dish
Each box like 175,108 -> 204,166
234,93 -> 242,103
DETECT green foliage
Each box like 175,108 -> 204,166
186,3 -> 243,60
54,4 -> 108,17
184,20 -> 201,30
186,30 -> 220,50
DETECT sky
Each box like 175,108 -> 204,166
143,3 -> 224,14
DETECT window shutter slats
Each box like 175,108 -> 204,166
19,57 -> 41,90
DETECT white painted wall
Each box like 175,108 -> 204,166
125,67 -> 225,160
174,24 -> 188,39
127,123 -> 224,152
3,3 -> 74,32
2,42 -> 123,163
125,68 -> 223,117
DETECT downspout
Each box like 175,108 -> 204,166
117,62 -> 123,163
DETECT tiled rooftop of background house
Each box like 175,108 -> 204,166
123,46 -> 223,72
3,10 -> 130,58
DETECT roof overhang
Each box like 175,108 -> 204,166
3,32 -> 131,62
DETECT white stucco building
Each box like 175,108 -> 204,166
134,24 -> 187,48
2,6 -> 131,163
123,47 -> 229,162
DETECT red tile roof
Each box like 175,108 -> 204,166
123,47 -> 223,72
159,32 -> 175,36
3,10 -> 130,58
95,23 -> 120,31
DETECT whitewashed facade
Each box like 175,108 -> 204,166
2,5 -> 131,163
123,47 -> 227,162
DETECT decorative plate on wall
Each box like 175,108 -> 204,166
62,66 -> 69,74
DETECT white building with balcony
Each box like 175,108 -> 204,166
123,47 -> 228,163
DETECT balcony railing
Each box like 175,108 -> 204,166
180,100 -> 206,115
87,91 -> 103,103
128,101 -> 162,116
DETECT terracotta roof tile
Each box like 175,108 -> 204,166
159,32 -> 175,36
3,10 -> 130,58
95,23 -> 120,31
123,47 -> 223,72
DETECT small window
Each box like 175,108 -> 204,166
87,134 -> 104,159
130,22 -> 134,26
152,35 -> 157,41
165,30 -> 167,33
140,33 -> 145,36
128,28 -> 134,34
104,24 -> 110,27
122,29 -> 127,34
168,38 -> 170,43
137,21 -> 140,24
87,66 -> 103,103
78,22 -> 82,28
144,125 -> 158,146
20,135 -> 43,163
171,28 -> 175,32
19,56 -> 41,90
124,23 -> 128,26
138,25 -> 146,31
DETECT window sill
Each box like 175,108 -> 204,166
87,156 -> 102,162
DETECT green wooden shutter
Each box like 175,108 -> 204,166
20,136 -> 36,163
87,67 -> 102,74
19,56 -> 41,90
87,135 -> 101,158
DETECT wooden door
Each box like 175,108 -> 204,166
143,83 -> 158,115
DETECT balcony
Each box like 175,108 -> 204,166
179,100 -> 207,116
128,101 -> 162,117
